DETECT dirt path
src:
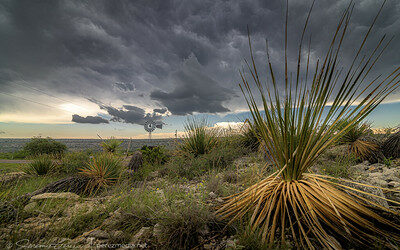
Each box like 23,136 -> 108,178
0,159 -> 31,164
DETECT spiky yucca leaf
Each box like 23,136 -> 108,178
101,137 -> 122,153
79,153 -> 122,194
217,1 -> 400,249
179,117 -> 218,156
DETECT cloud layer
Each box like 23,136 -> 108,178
72,114 -> 109,124
0,0 -> 399,125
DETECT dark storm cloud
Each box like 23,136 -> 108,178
72,114 -> 109,124
1,0 -> 400,118
114,82 -> 135,92
153,108 -> 167,114
98,103 -> 163,125
150,55 -> 236,115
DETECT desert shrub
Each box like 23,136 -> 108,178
24,155 -> 55,176
140,146 -> 169,165
0,150 -> 28,160
23,137 -> 67,156
113,185 -> 223,249
59,151 -> 91,174
241,122 -> 261,151
320,155 -> 357,178
101,137 -> 122,153
336,121 -> 383,162
382,131 -> 400,159
165,141 -> 247,180
179,117 -> 218,156
79,153 -> 123,194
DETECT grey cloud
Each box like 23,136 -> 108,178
153,108 -> 168,114
72,114 -> 109,124
1,0 -> 399,118
150,55 -> 237,115
0,131 -> 5,134
114,82 -> 135,92
99,104 -> 163,125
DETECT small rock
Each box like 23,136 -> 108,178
112,230 -> 125,240
153,223 -> 163,243
216,198 -> 224,203
86,229 -> 109,239
23,202 -> 38,212
31,192 -> 80,201
131,227 -> 152,244
156,189 -> 166,202
208,192 -> 217,199
388,181 -> 400,188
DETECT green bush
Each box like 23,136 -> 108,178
59,151 -> 91,174
23,137 -> 67,156
165,137 -> 248,180
24,155 -> 55,176
140,146 -> 169,165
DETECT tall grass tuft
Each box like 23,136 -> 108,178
217,1 -> 400,249
101,137 -> 122,153
24,154 -> 55,176
179,117 -> 218,156
79,154 -> 122,194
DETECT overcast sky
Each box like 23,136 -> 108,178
0,0 -> 399,138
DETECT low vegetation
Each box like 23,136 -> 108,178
101,137 -> 122,153
24,155 -> 55,176
23,137 -> 67,156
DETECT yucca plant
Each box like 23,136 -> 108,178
101,137 -> 122,153
179,117 -> 218,156
241,121 -> 262,152
337,121 -> 382,162
24,154 -> 55,176
382,130 -> 400,159
79,153 -> 122,194
217,1 -> 400,249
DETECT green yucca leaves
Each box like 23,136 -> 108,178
179,117 -> 218,156
79,153 -> 122,194
101,137 -> 122,153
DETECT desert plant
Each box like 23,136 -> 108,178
23,137 -> 67,156
179,117 -> 218,156
241,121 -> 261,152
337,121 -> 382,162
382,130 -> 400,159
59,151 -> 91,173
101,137 -> 122,153
140,145 -> 169,165
217,2 -> 400,249
79,154 -> 123,194
24,155 -> 55,176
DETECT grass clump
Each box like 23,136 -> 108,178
179,117 -> 218,156
79,153 -> 123,194
101,137 -> 122,153
218,1 -> 400,249
23,137 -> 67,156
59,151 -> 91,174
0,150 -> 28,160
24,155 -> 55,176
